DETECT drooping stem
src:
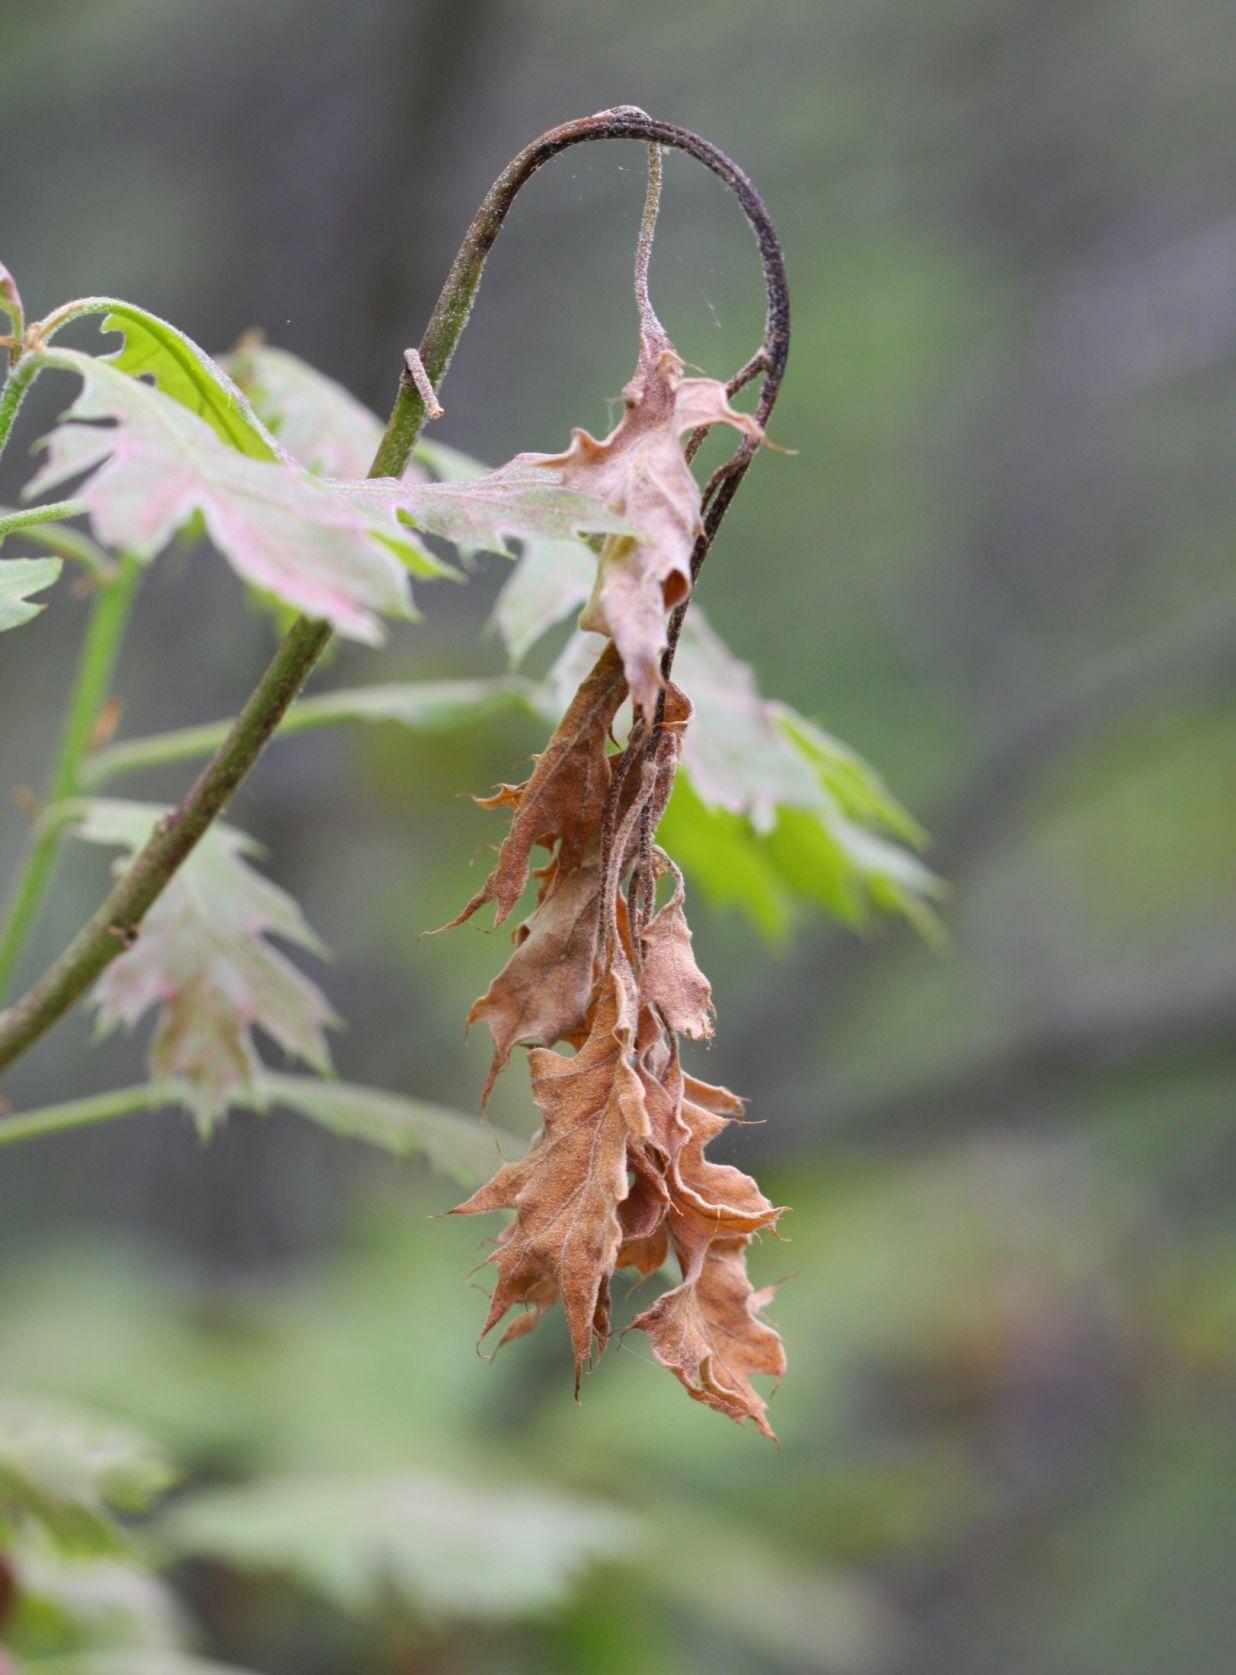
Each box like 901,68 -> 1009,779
0,108 -> 788,1082
373,105 -> 789,475
0,556 -> 141,997
0,1081 -> 174,1148
634,138 -> 665,344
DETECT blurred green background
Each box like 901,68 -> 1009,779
2,1 -> 1234,1671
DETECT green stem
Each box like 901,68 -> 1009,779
0,556 -> 141,997
0,351 -> 44,471
0,499 -> 89,542
0,1082 -> 175,1148
83,675 -> 540,786
1,515 -> 114,583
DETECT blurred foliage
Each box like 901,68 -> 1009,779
2,0 -> 1235,1671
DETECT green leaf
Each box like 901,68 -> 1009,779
250,1073 -> 526,1186
489,538 -> 595,665
286,675 -> 540,734
99,306 -> 280,461
777,708 -> 926,847
671,611 -> 829,830
0,1396 -> 174,1555
0,556 -> 60,632
73,802 -> 337,1134
84,676 -> 540,786
350,458 -> 633,562
536,611 -> 942,939
8,1549 -> 185,1658
160,1471 -> 638,1624
223,338 -> 383,477
26,348 -> 426,641
412,437 -> 489,483
658,777 -> 795,941
647,1511 -> 907,1673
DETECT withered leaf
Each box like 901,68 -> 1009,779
632,1238 -> 786,1440
452,968 -> 649,1377
668,1093 -> 784,1258
467,850 -> 602,1103
448,642 -> 627,928
536,333 -> 762,718
639,854 -> 714,1041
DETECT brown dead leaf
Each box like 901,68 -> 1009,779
639,853 -> 714,1040
447,641 -> 627,928
668,1093 -> 784,1255
452,967 -> 649,1377
466,852 -> 602,1104
682,1073 -> 747,1120
537,334 -> 762,718
632,1237 -> 786,1439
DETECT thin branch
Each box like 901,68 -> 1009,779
0,1082 -> 177,1148
82,675 -> 540,787
2,517 -> 115,583
0,352 -> 43,471
0,557 -> 142,998
0,499 -> 89,542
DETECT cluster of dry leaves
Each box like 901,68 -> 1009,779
447,324 -> 788,1438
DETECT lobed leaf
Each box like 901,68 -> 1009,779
223,338 -> 383,477
488,536 -> 937,931
348,456 -> 633,563
250,1073 -> 525,1187
159,1470 -> 638,1624
489,537 -> 594,666
99,307 -> 281,461
25,350 -> 425,641
0,1396 -> 174,1556
453,969 -> 648,1374
73,801 -> 336,1134
7,1548 -> 185,1657
221,338 -> 492,486
0,557 -> 60,633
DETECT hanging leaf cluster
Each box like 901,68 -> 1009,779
445,313 -> 788,1437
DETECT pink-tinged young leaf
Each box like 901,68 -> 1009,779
349,457 -> 634,563
24,350 -> 429,641
0,260 -> 22,336
225,338 -> 387,477
489,538 -> 595,666
74,800 -> 337,1133
670,610 -> 827,831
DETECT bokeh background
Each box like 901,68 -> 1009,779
2,1 -> 1235,1671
